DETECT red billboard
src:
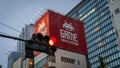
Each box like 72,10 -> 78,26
35,10 -> 87,55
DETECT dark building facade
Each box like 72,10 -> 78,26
0,65 -> 1,68
67,0 -> 120,68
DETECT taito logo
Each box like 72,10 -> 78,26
63,21 -> 75,31
60,20 -> 78,45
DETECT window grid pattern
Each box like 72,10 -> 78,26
67,0 -> 120,67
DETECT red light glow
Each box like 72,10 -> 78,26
49,37 -> 57,46
51,37 -> 57,44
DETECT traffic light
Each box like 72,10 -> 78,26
25,33 -> 36,58
40,33 -> 57,56
35,33 -> 57,56
25,33 -> 57,58
25,42 -> 34,58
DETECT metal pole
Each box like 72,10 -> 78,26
0,34 -> 27,42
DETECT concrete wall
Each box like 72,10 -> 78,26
34,49 -> 87,68
109,0 -> 120,50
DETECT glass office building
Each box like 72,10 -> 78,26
67,0 -> 120,68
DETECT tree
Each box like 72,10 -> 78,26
98,56 -> 106,68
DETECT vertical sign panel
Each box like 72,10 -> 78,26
35,12 -> 49,56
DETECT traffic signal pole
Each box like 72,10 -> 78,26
0,34 -> 47,45
0,34 -> 27,42
0,34 -> 35,68
0,33 -> 57,68
0,34 -> 57,55
0,34 -> 54,55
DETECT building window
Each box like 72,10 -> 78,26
78,60 -> 80,65
115,8 -> 120,15
61,56 -> 75,64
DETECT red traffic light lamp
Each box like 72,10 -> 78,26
49,37 -> 57,46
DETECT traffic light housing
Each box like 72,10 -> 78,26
25,41 -> 34,58
25,33 -> 57,58
25,48 -> 34,58
43,34 -> 57,56
37,33 -> 57,56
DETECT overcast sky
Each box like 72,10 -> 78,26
0,0 -> 81,68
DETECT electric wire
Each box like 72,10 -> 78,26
0,22 -> 21,33
0,32 -> 9,35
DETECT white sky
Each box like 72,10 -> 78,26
0,0 -> 81,68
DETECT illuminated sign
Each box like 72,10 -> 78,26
60,20 -> 78,46
37,20 -> 47,36
35,10 -> 88,55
